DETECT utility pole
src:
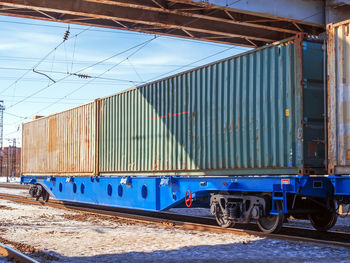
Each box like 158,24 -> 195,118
0,101 -> 5,178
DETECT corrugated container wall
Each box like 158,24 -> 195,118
22,102 -> 97,176
99,35 -> 325,176
328,19 -> 350,174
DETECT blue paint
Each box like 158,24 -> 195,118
328,175 -> 350,197
21,175 -> 335,212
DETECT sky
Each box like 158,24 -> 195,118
0,15 -> 250,147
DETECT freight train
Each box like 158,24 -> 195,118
21,22 -> 350,234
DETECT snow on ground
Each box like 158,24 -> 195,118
0,199 -> 349,263
0,177 -> 20,183
0,187 -> 29,196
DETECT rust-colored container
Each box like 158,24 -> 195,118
22,36 -> 326,177
21,101 -> 98,177
327,19 -> 350,174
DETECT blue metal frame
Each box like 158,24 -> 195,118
21,175 -> 334,213
328,175 -> 350,198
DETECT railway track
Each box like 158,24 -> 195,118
0,183 -> 29,190
0,242 -> 39,263
0,187 -> 349,249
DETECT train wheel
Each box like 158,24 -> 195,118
42,189 -> 50,202
309,200 -> 337,232
257,201 -> 284,234
34,185 -> 43,201
29,185 -> 37,198
214,205 -> 235,228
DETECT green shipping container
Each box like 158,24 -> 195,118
98,35 -> 325,176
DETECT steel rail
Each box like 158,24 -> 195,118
0,183 -> 29,189
0,242 -> 39,263
0,192 -> 350,249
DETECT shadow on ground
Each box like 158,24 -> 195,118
31,240 -> 350,263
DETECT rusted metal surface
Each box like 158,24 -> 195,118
327,19 -> 350,174
32,115 -> 43,120
0,0 -> 325,47
21,37 -> 325,177
99,36 -> 325,175
22,102 -> 97,176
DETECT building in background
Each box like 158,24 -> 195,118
1,144 -> 21,178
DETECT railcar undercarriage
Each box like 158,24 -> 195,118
21,174 -> 349,234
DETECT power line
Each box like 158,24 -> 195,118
0,77 -> 138,86
5,100 -> 82,105
0,26 -> 91,96
0,69 -> 143,83
30,36 -> 157,116
4,129 -> 21,137
5,36 -> 157,110
0,62 -> 223,69
0,40 -> 64,96
5,38 -> 156,125
3,37 -> 158,128
127,58 -> 144,82
144,45 -> 243,83
4,112 -> 26,119
2,95 -> 89,101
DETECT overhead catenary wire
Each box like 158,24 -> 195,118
143,44 -> 243,83
0,40 -> 64,96
0,69 -> 144,83
2,95 -> 88,101
4,112 -> 25,119
71,36 -> 77,72
4,128 -> 21,137
6,36 -> 156,111
6,100 -> 81,105
4,36 -> 157,125
127,58 -> 144,82
29,36 -> 157,117
0,25 -> 91,96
